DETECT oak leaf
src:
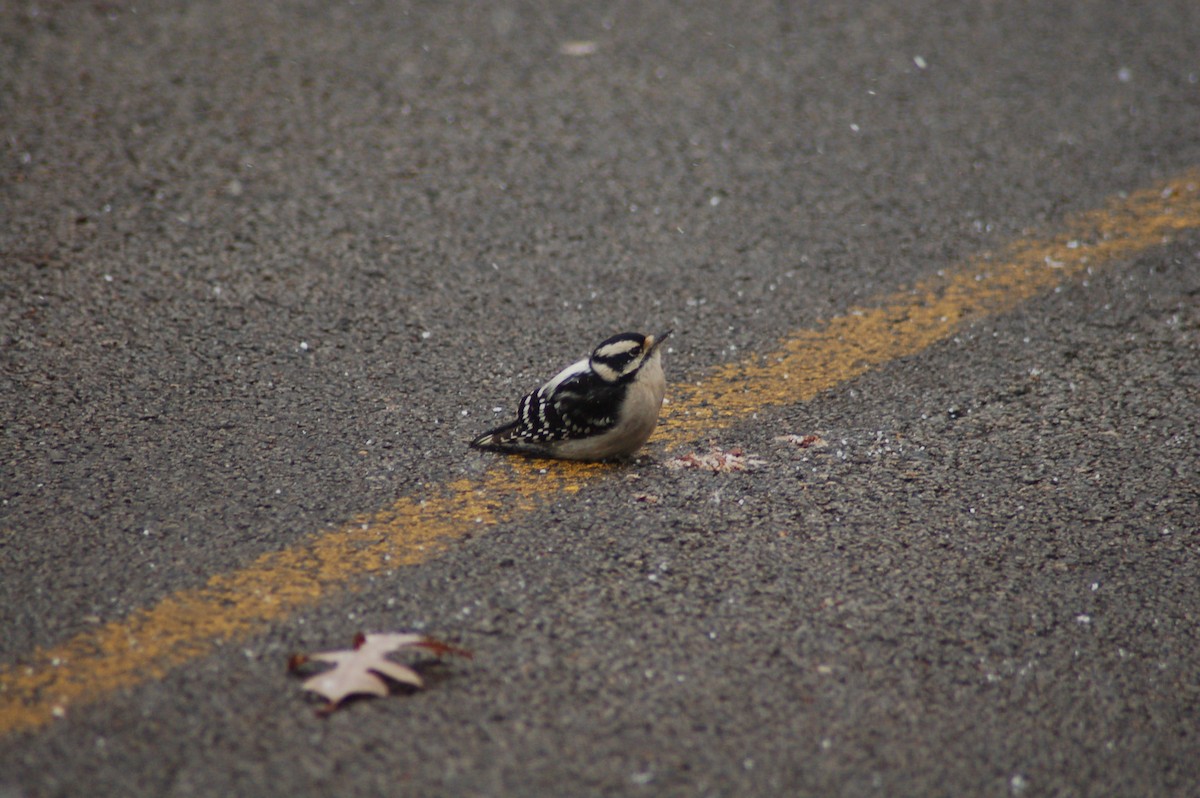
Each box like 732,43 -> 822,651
289,632 -> 470,713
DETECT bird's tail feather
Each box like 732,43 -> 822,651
469,422 -> 521,451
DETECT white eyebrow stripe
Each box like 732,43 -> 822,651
594,340 -> 640,359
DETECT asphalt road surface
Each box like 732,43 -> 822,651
3,1 -> 1199,796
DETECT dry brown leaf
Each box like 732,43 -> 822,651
289,632 -> 470,713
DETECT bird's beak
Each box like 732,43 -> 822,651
647,329 -> 672,352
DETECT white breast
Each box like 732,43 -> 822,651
554,351 -> 666,460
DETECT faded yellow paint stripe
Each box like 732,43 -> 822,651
2,171 -> 1199,736
660,172 -> 1200,443
0,468 -> 597,735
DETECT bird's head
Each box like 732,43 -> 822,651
589,330 -> 671,383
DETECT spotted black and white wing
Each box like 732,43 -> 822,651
528,364 -> 622,442
470,359 -> 621,452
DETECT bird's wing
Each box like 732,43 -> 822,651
519,364 -> 620,442
546,374 -> 621,440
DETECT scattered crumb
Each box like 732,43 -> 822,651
665,448 -> 764,473
773,433 -> 827,449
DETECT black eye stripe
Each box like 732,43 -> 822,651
599,351 -> 639,364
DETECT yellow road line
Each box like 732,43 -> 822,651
661,172 -> 1200,443
3,171 -> 1199,736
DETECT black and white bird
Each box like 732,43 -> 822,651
470,331 -> 671,461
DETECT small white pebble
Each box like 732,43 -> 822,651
559,40 -> 597,57
913,55 -> 927,69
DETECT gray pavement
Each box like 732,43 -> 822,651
3,1 -> 1200,796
